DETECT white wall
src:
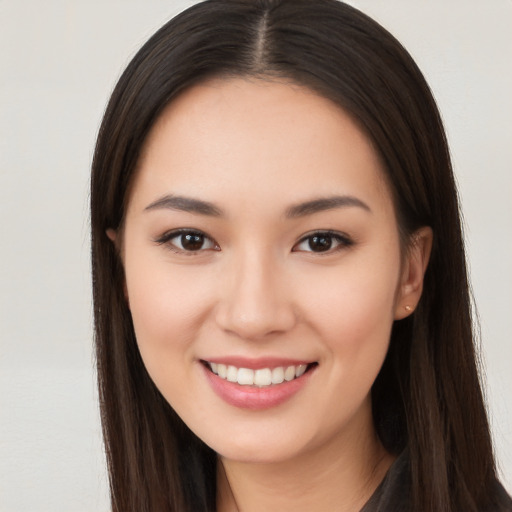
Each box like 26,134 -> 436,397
0,1 -> 510,510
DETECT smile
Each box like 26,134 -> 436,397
205,361 -> 311,387
201,359 -> 317,410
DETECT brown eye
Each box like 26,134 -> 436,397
155,229 -> 218,253
293,231 -> 353,254
308,234 -> 333,252
181,232 -> 206,251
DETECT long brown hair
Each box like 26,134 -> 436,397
91,1 -> 504,510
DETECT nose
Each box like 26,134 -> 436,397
215,250 -> 297,340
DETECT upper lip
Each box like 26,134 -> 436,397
200,356 -> 316,370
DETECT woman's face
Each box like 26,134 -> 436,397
119,78 -> 421,464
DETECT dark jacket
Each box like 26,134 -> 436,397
361,450 -> 512,512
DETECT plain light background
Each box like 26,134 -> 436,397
0,1 -> 510,510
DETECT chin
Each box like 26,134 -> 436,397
202,422 -> 323,465
217,441 -> 306,465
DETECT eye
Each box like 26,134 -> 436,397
155,229 -> 219,254
293,231 -> 353,253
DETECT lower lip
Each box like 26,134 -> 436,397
202,364 -> 315,410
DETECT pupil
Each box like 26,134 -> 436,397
309,235 -> 332,252
182,233 -> 204,251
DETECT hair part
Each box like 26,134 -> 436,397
91,1 -> 500,510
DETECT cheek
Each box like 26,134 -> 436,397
299,253 -> 400,382
305,256 -> 399,336
123,250 -> 216,384
297,263 -> 398,426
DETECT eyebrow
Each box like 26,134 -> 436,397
285,195 -> 371,218
144,193 -> 371,218
144,194 -> 223,216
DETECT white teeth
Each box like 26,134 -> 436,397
254,368 -> 272,386
271,367 -> 284,384
237,368 -> 254,385
217,364 -> 227,379
208,362 -> 311,387
284,366 -> 296,381
226,365 -> 238,383
295,364 -> 307,378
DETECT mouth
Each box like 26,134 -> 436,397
201,360 -> 318,388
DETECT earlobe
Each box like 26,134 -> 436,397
394,227 -> 433,320
106,228 -> 123,259
106,228 -> 117,243
105,228 -> 130,308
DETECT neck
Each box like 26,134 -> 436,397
216,407 -> 394,512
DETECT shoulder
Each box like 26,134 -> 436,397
360,450 -> 410,512
361,450 -> 512,512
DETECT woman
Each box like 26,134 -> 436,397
90,0 -> 512,510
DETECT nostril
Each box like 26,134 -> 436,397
215,306 -> 298,341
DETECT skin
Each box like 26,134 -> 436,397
111,78 -> 432,511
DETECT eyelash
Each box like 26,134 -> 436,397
154,229 -> 219,255
292,230 -> 354,254
154,229 -> 354,255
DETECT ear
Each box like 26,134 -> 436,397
106,228 -> 124,259
105,228 -> 130,307
394,226 -> 433,320
106,228 -> 117,243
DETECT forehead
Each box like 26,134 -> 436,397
129,77 -> 392,216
